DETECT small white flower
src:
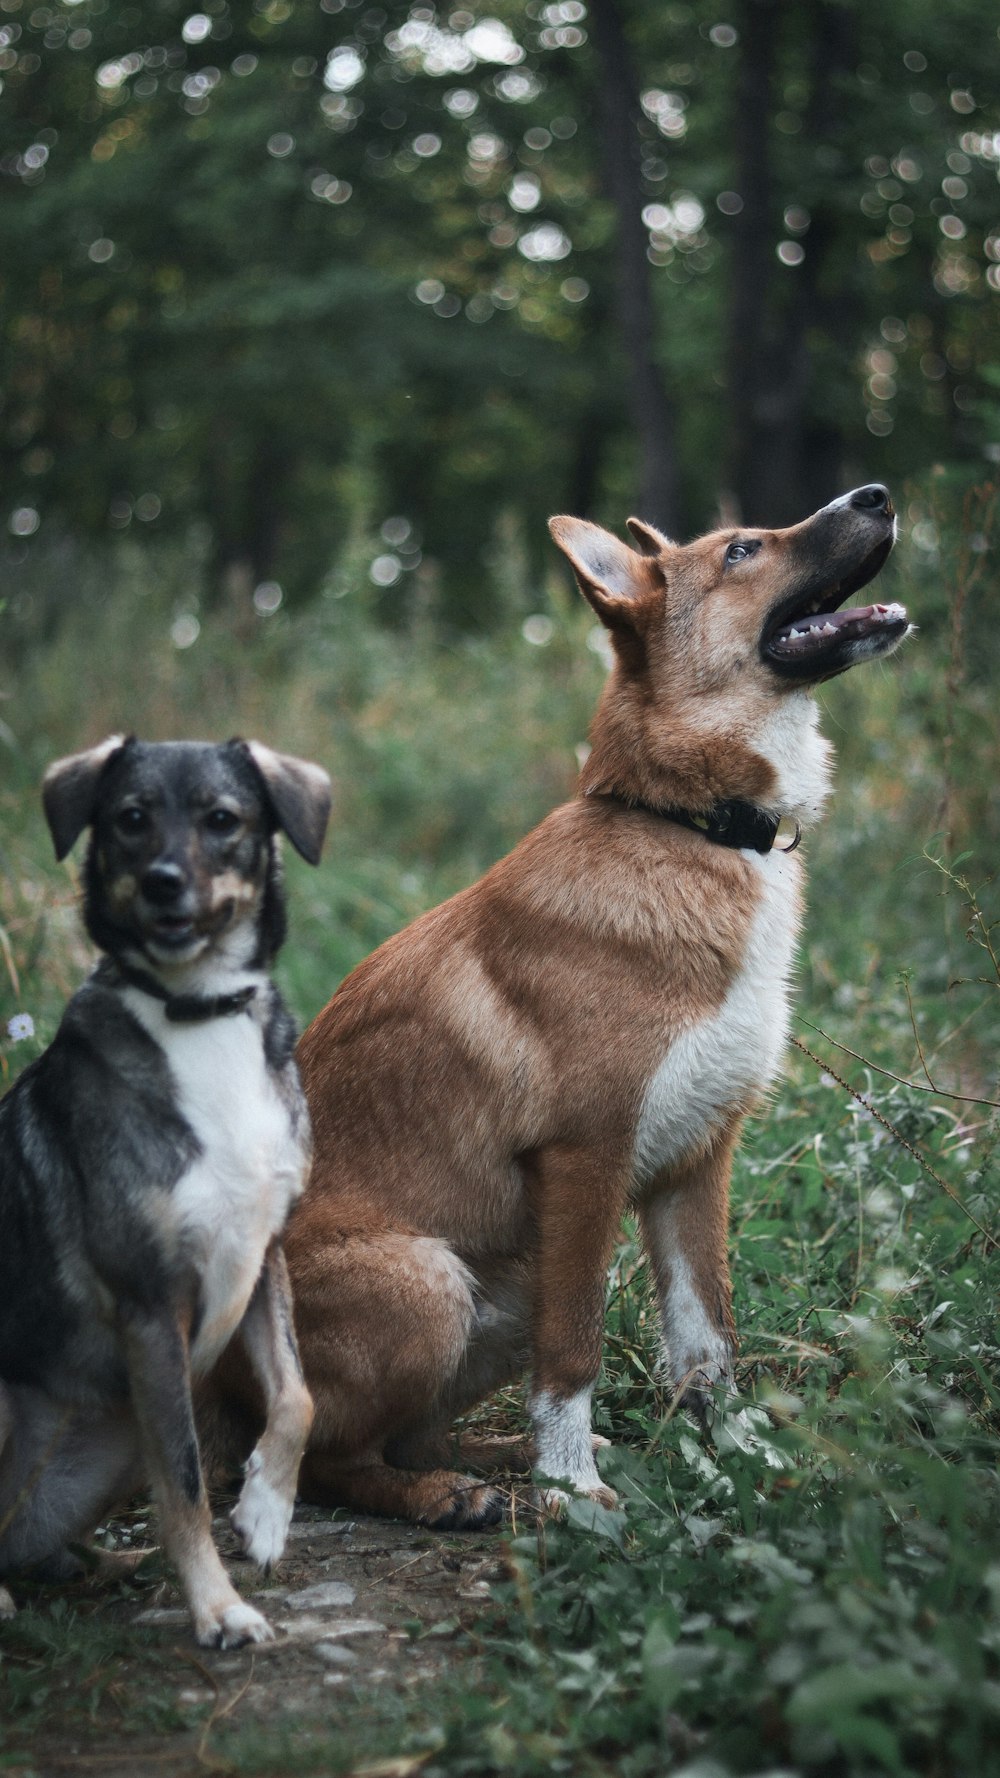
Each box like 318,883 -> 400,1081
6,1012 -> 35,1042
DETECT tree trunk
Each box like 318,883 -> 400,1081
798,0 -> 861,511
587,0 -> 682,533
725,0 -> 860,523
207,427 -> 286,605
725,0 -> 781,523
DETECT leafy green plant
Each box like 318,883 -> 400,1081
424,1035 -> 1000,1778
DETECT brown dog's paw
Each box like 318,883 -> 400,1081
422,1480 -> 508,1531
538,1482 -> 619,1519
673,1364 -> 735,1426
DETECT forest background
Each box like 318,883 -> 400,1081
1,4 -> 1000,1776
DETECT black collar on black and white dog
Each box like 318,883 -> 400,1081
102,959 -> 259,1024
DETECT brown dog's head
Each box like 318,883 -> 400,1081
550,484 -> 904,690
42,737 -> 331,973
549,486 -> 908,815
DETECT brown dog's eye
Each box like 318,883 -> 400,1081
725,539 -> 759,565
205,807 -> 240,836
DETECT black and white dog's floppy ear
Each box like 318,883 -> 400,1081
242,741 -> 331,866
42,735 -> 128,861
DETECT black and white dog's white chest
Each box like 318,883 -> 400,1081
123,987 -> 311,1373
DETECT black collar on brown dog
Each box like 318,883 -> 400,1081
596,791 -> 801,855
102,959 -> 258,1023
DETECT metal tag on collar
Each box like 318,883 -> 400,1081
773,816 -> 802,853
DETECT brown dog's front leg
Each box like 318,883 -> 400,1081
228,1241 -> 313,1569
527,1142 -> 624,1509
639,1123 -> 740,1414
121,1308 -> 273,1649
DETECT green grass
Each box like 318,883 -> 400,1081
0,1595 -> 192,1756
2,489 -> 1000,1775
451,1043 -> 1000,1778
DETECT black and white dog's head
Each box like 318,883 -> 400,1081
42,737 -> 331,979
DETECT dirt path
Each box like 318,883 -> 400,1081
2,1499 -> 508,1778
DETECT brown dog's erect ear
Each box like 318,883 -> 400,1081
242,741 -> 332,866
626,517 -> 673,557
42,734 -> 128,861
548,516 -> 664,633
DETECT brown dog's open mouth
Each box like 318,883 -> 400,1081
761,536 -> 907,679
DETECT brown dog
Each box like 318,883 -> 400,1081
281,486 -> 907,1527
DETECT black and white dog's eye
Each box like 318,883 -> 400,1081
726,539 -> 758,564
205,807 -> 240,836
115,806 -> 150,836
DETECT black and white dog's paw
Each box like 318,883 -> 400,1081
197,1597 -> 276,1650
229,1451 -> 293,1571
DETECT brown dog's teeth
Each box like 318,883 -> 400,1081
769,598 -> 908,658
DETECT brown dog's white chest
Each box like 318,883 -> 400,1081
631,848 -> 802,1184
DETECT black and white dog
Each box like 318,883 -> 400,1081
0,736 -> 330,1648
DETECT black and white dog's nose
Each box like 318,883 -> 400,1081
142,863 -> 187,905
849,484 -> 891,513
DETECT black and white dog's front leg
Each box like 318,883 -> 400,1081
121,1307 -> 274,1649
228,1241 -> 313,1569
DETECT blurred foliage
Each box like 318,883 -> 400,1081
0,0 -> 998,617
2,470 -> 998,1047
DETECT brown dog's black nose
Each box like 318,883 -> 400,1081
142,863 -> 186,905
850,484 -> 891,512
